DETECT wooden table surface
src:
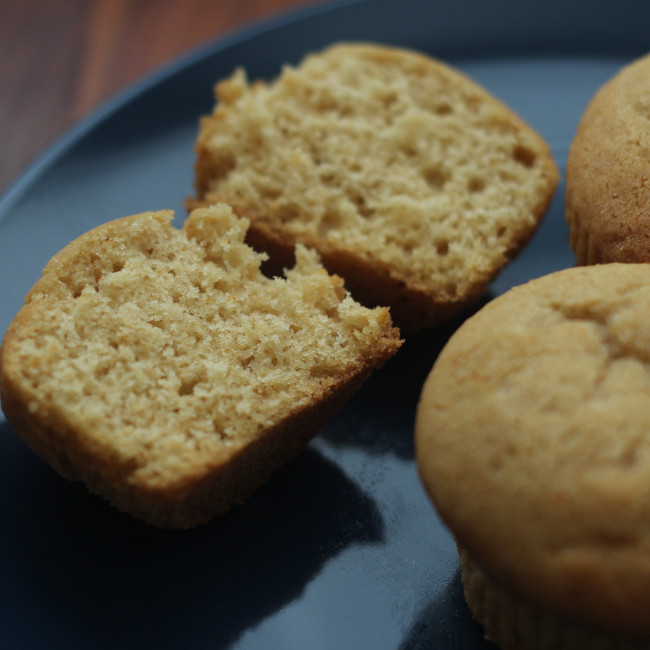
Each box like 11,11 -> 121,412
0,0 -> 323,195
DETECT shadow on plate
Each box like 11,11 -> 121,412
0,421 -> 383,649
321,294 -> 494,460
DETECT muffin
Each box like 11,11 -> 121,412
191,42 -> 559,332
415,263 -> 650,649
566,52 -> 650,264
0,204 -> 401,528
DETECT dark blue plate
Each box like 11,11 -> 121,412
1,1 -> 648,648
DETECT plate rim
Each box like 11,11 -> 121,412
3,0 -> 650,220
0,0 -> 360,217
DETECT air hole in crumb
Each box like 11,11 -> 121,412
314,94 -> 337,112
436,240 -> 449,256
318,211 -> 343,238
241,354 -> 254,369
423,167 -> 449,190
208,152 -> 236,179
434,102 -> 453,115
320,172 -> 340,188
513,145 -> 536,168
112,261 -> 124,273
347,190 -> 373,218
309,365 -> 330,378
94,366 -> 110,380
468,177 -> 485,193
276,203 -> 300,224
260,186 -> 282,200
178,378 -> 199,396
213,279 -> 228,293
382,93 -> 398,109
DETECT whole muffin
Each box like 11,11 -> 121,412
566,53 -> 650,264
415,264 -> 650,649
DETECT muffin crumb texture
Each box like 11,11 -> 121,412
193,43 -> 558,330
0,205 -> 401,527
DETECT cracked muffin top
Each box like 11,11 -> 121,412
415,263 -> 650,636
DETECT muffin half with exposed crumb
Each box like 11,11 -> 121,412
0,204 -> 401,528
191,42 -> 559,332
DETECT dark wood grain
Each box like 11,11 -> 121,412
0,0 -> 322,194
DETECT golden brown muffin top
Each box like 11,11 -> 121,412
416,263 -> 650,636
